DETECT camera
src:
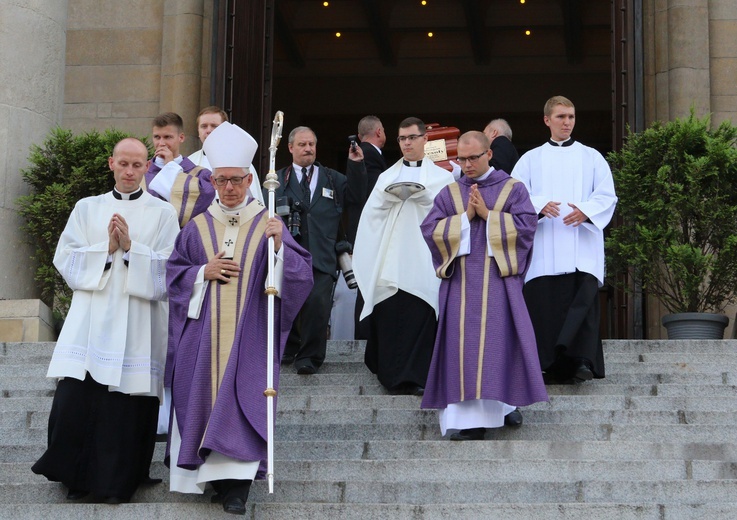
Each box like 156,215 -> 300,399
335,240 -> 357,289
276,196 -> 304,238
348,134 -> 358,152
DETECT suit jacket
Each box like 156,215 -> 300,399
342,142 -> 389,243
270,161 -> 366,277
490,136 -> 520,175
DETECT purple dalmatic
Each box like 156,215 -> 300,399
420,171 -> 548,410
165,207 -> 312,477
145,157 -> 215,227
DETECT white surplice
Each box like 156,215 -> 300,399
47,191 -> 180,398
511,141 -> 617,285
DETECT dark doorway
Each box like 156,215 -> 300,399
216,0 -> 643,338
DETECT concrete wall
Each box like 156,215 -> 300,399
0,0 -> 68,302
64,0 -> 212,153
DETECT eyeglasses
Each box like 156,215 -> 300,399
397,134 -> 426,143
213,176 -> 248,186
456,152 -> 488,164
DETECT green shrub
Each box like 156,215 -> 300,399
17,127 -> 152,319
606,110 -> 737,314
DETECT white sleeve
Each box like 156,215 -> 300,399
458,213 -> 471,256
270,246 -> 285,297
148,162 -> 184,201
486,218 -> 494,257
188,266 -> 207,319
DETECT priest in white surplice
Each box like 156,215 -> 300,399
511,96 -> 617,383
32,138 -> 180,503
353,117 -> 454,396
188,105 -> 264,204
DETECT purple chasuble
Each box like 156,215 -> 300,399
145,156 -> 215,227
420,171 -> 548,409
165,208 -> 313,477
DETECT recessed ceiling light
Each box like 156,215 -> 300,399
525,30 -> 531,36
428,32 -> 434,38
335,32 -> 341,38
323,1 -> 329,6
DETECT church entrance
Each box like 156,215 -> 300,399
214,0 -> 643,338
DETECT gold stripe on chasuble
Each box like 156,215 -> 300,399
172,174 -> 200,227
459,256 -> 466,401
503,213 -> 519,275
433,183 -> 466,279
487,179 -> 519,278
475,253 -> 492,399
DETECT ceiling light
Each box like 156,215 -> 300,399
323,1 -> 329,6
335,32 -> 341,38
428,32 -> 434,38
421,1 -> 428,5
525,30 -> 531,36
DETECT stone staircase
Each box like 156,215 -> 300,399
2,340 -> 737,519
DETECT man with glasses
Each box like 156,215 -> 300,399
511,96 -> 617,384
165,122 -> 312,513
419,131 -> 548,441
353,117 -> 454,396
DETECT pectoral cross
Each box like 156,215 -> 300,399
225,239 -> 234,247
228,217 -> 238,226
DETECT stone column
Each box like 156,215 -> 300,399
647,0 -> 710,123
0,0 -> 68,340
160,0 -> 205,154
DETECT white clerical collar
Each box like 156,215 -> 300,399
113,187 -> 143,200
217,196 -> 250,214
402,158 -> 423,167
154,154 -> 184,168
548,137 -> 574,147
474,167 -> 494,182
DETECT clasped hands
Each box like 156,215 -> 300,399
465,184 -> 490,221
204,217 -> 283,283
540,201 -> 588,227
108,213 -> 131,254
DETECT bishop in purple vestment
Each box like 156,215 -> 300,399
165,122 -> 313,513
420,131 -> 548,441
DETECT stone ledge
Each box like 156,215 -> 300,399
0,300 -> 55,342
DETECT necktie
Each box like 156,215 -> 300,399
300,167 -> 311,202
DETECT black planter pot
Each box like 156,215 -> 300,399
661,312 -> 729,339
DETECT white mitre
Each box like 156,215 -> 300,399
203,121 -> 258,170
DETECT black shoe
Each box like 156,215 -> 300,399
296,364 -> 317,375
573,361 -> 594,382
223,496 -> 246,514
281,354 -> 295,365
411,386 -> 425,397
66,489 -> 89,500
211,493 -> 224,504
450,427 -> 486,441
141,476 -> 162,485
504,408 -> 523,426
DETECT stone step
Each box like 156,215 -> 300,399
6,438 -> 736,465
4,478 -> 736,506
2,501 -> 737,520
6,458 -> 724,485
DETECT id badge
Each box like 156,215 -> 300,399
322,187 -> 334,199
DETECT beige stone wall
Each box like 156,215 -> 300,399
64,0 -> 213,153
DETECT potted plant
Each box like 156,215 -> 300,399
606,110 -> 737,338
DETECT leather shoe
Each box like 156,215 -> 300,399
281,354 -> 295,365
450,427 -> 486,441
504,408 -> 523,426
296,364 -> 316,375
223,496 -> 246,515
66,489 -> 88,500
573,361 -> 594,382
411,386 -> 424,397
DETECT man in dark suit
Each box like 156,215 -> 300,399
484,118 -> 520,174
271,126 -> 366,374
